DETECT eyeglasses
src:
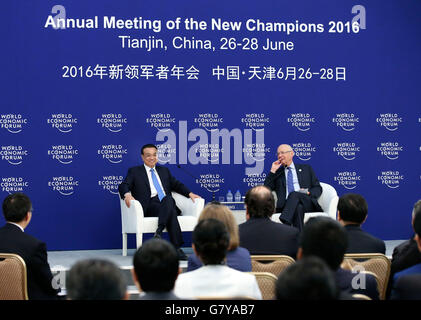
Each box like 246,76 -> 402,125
277,150 -> 292,156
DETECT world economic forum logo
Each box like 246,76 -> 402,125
376,113 -> 402,131
97,145 -> 127,164
333,142 -> 360,161
195,173 -> 225,194
376,142 -> 403,160
97,113 -> 127,133
292,143 -> 316,161
48,145 -> 78,164
1,177 -> 29,194
48,176 -> 79,195
47,114 -> 77,133
194,113 -> 223,132
0,146 -> 28,165
287,113 -> 315,131
241,113 -> 269,131
157,143 -> 177,164
242,173 -> 267,188
377,171 -> 404,189
0,114 -> 28,133
98,176 -> 123,195
334,171 -> 361,190
146,113 -> 176,132
332,113 -> 359,132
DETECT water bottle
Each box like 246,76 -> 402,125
234,190 -> 241,202
226,190 -> 233,202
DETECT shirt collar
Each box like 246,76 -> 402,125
144,164 -> 156,172
285,162 -> 296,170
7,222 -> 24,232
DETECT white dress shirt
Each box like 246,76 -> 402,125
144,164 -> 166,198
174,264 -> 262,299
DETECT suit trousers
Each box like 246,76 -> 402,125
145,196 -> 183,248
280,191 -> 320,232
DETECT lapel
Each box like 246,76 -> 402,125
295,164 -> 304,186
140,165 -> 151,191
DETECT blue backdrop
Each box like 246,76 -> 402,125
1,1 -> 420,250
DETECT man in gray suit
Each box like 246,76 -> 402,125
264,144 -> 322,231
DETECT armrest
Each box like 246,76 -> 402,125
120,198 -> 145,233
327,196 -> 339,220
171,192 -> 205,218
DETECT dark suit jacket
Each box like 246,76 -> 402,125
335,267 -> 379,300
0,223 -> 59,300
238,217 -> 299,258
264,163 -> 322,211
391,237 -> 421,274
391,273 -> 421,300
344,224 -> 386,254
118,165 -> 191,211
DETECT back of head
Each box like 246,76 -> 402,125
2,193 -> 32,223
337,193 -> 368,225
66,259 -> 127,300
199,203 -> 239,250
300,217 -> 348,271
244,185 -> 274,218
275,256 -> 339,300
193,218 -> 230,265
413,201 -> 421,237
133,239 -> 179,292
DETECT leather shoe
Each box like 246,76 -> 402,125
177,248 -> 188,260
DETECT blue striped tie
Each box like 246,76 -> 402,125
287,167 -> 294,196
150,168 -> 165,201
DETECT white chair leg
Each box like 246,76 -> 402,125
136,232 -> 143,249
122,233 -> 127,256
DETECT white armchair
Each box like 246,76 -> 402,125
271,182 -> 339,224
120,192 -> 205,256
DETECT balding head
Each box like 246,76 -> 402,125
244,185 -> 275,218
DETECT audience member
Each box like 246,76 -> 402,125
386,200 -> 421,298
132,238 -> 181,300
66,259 -> 128,300
0,193 -> 59,300
391,200 -> 421,275
275,256 -> 339,300
239,185 -> 299,258
390,208 -> 421,299
337,193 -> 385,254
174,219 -> 262,299
187,203 -> 251,272
298,216 -> 379,300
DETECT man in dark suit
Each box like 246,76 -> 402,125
239,185 -> 299,258
132,238 -> 181,300
298,217 -> 379,300
337,193 -> 385,254
118,144 -> 200,260
264,144 -> 322,231
66,259 -> 128,300
391,206 -> 421,300
0,193 -> 59,300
